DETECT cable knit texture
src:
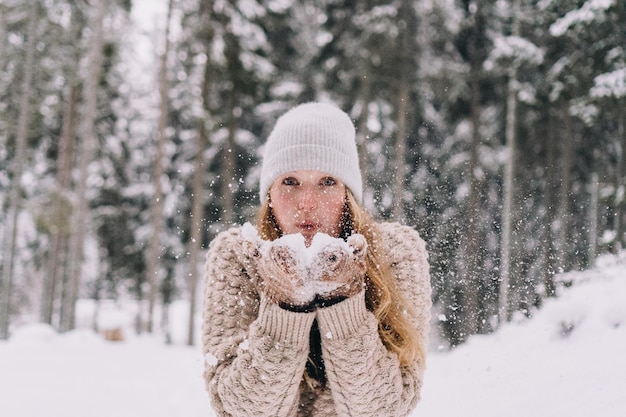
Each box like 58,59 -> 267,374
202,222 -> 431,417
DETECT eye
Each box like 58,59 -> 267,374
282,177 -> 298,186
321,177 -> 337,187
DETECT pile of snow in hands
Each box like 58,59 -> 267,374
241,222 -> 364,303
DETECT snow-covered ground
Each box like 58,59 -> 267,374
1,252 -> 624,417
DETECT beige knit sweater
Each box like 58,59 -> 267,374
202,222 -> 431,417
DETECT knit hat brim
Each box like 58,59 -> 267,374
259,102 -> 363,203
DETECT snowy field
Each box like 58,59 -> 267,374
1,252 -> 624,417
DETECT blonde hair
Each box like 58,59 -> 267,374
256,191 -> 424,366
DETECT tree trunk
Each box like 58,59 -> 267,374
499,70 -> 517,325
220,93 -> 237,226
42,84 -> 78,325
612,100 -> 625,252
43,6 -> 83,325
588,172 -> 599,265
392,87 -> 408,222
499,0 -> 520,325
391,1 -> 415,223
0,5 -> 7,66
187,0 -> 214,346
355,76 -> 371,196
61,0 -> 106,332
146,0 -> 174,334
555,107 -> 574,271
542,108 -> 558,298
188,121 -> 207,346
0,3 -> 38,340
459,0 -> 486,340
462,77 -> 482,338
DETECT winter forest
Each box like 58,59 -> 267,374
1,0 -> 625,350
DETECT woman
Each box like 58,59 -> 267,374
202,102 -> 431,416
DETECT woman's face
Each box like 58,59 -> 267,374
269,170 -> 347,246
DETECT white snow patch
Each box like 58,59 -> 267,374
241,221 -> 260,240
204,352 -> 219,367
590,67 -> 626,98
238,339 -> 250,351
550,0 -> 615,36
9,323 -> 58,345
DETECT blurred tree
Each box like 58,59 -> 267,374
0,1 -> 39,340
145,0 -> 174,334
186,0 -> 214,347
453,0 -> 493,344
61,0 -> 107,332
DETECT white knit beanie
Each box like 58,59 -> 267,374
259,102 -> 363,203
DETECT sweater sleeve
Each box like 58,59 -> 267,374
201,228 -> 316,417
315,222 -> 432,417
384,222 -> 432,351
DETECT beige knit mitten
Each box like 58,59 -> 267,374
311,234 -> 368,302
256,241 -> 315,309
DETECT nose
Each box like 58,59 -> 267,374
297,187 -> 317,211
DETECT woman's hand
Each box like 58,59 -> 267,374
256,241 -> 315,310
312,234 -> 368,302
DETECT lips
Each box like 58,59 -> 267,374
297,221 -> 319,233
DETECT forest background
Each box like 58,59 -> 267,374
1,0 -> 625,348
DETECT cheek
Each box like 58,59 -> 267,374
319,195 -> 346,228
271,205 -> 289,227
269,191 -> 295,230
326,199 -> 345,218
